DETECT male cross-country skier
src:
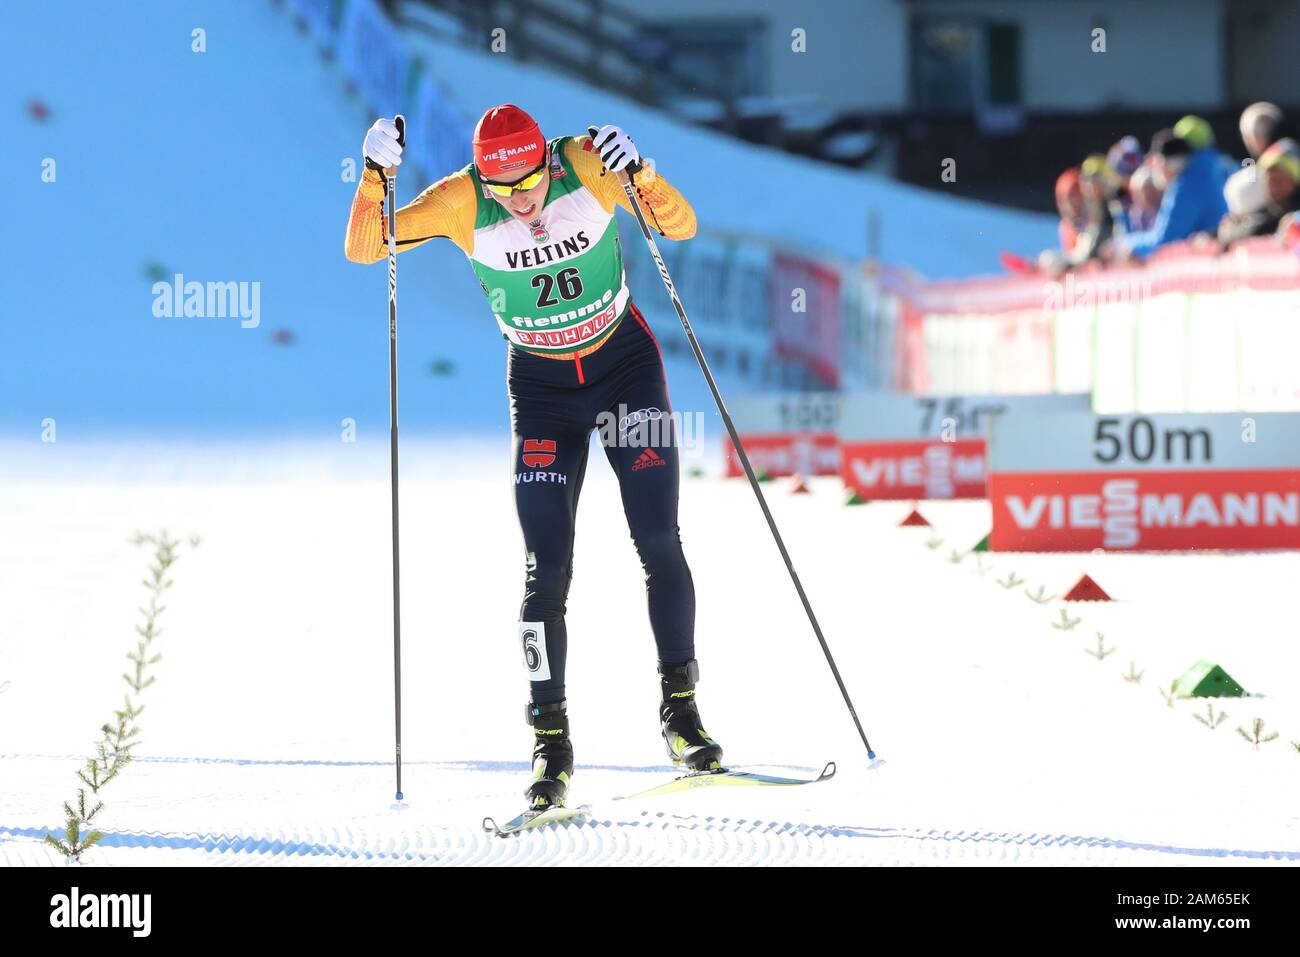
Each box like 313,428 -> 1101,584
344,104 -> 723,810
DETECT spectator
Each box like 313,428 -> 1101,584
1175,113 -> 1237,181
1078,153 -> 1119,254
1107,135 -> 1144,180
1174,114 -> 1216,152
1240,102 -> 1285,159
1148,127 -> 1175,156
1053,167 -> 1089,264
1218,139 -> 1300,246
1226,102 -> 1288,215
1127,164 -> 1162,233
1095,138 -> 1143,241
1119,129 -> 1229,259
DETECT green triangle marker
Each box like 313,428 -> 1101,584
843,489 -> 867,506
1173,660 -> 1245,698
971,532 -> 991,553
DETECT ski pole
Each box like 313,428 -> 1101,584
616,162 -> 877,762
385,115 -> 406,800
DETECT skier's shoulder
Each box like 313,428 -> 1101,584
558,133 -> 617,203
556,133 -> 597,173
414,163 -> 477,211
397,164 -> 478,253
557,131 -> 595,156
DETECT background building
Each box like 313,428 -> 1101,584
402,0 -> 1300,208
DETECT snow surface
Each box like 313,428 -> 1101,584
2,446 -> 1298,866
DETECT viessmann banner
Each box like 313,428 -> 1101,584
725,393 -> 842,477
839,393 -> 1091,500
988,412 -> 1300,550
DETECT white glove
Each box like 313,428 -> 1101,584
363,116 -> 404,171
587,124 -> 639,173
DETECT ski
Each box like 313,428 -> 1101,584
613,761 -> 837,801
482,804 -> 590,838
484,762 -> 835,834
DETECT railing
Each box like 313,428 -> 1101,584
392,0 -> 740,133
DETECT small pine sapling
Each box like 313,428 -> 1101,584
43,789 -> 106,863
1235,718 -> 1279,751
1193,702 -> 1228,730
1051,608 -> 1081,631
1024,584 -> 1052,604
1084,632 -> 1114,660
44,530 -> 196,862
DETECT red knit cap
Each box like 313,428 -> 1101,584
473,104 -> 545,179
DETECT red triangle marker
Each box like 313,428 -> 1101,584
789,474 -> 811,494
899,508 -> 930,527
1063,574 -> 1111,601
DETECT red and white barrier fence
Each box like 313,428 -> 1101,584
883,239 -> 1300,412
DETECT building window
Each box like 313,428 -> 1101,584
911,16 -> 1021,113
631,18 -> 768,102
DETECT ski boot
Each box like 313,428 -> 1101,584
658,659 -> 724,772
524,699 -> 573,809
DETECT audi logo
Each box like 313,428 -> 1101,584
620,407 -> 664,433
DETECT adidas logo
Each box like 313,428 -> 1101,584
632,448 -> 668,472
